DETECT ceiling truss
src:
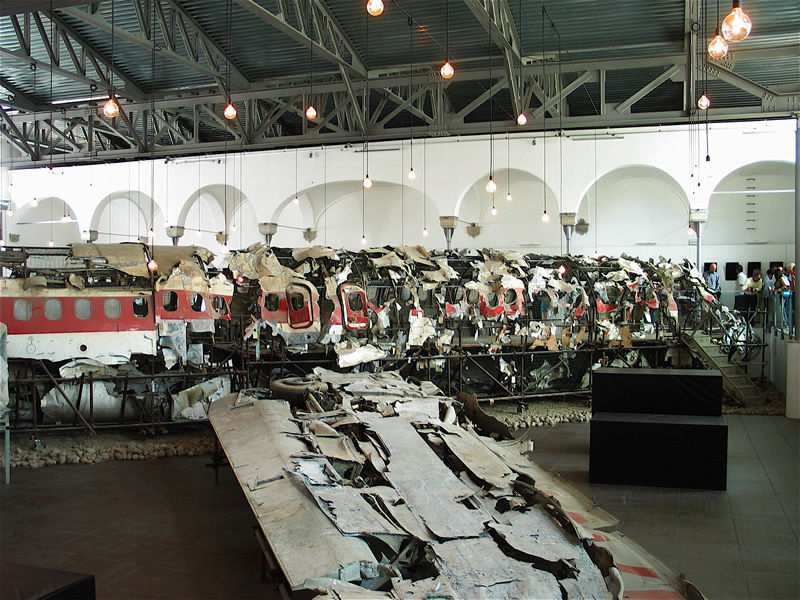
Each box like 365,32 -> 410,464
1,2 -> 798,167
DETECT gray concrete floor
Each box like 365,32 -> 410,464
1,415 -> 797,600
0,454 -> 270,599
529,414 -> 799,600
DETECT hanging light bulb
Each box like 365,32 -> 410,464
698,94 -> 711,110
541,211 -> 550,223
687,225 -> 696,236
195,228 -> 201,238
147,258 -> 158,271
5,208 -> 12,216
708,28 -> 729,59
48,239 -> 54,247
440,61 -> 455,79
557,264 -> 567,276
223,103 -> 237,120
516,112 -> 528,126
506,192 -> 512,202
147,228 -> 155,242
31,197 -> 39,208
80,230 -> 91,241
221,244 -> 230,256
102,97 -> 119,118
363,175 -> 373,189
423,227 -> 428,236
408,167 -> 416,180
490,206 -> 497,216
721,0 -> 752,41
230,222 -> 237,232
305,105 -> 317,120
293,196 -> 300,205
60,214 -> 71,223
366,0 -> 384,16
485,176 -> 497,193
361,235 -> 367,245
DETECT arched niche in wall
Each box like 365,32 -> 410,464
453,168 -> 560,251
11,197 -> 80,247
575,165 -> 690,255
704,161 -> 794,246
91,191 -> 166,244
270,180 -> 437,250
177,184 -> 248,251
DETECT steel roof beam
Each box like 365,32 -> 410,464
616,65 -> 681,113
0,105 -> 37,158
463,0 -> 524,116
6,104 -> 790,168
232,0 -> 366,78
0,76 -> 44,112
45,10 -> 146,99
60,5 -> 228,85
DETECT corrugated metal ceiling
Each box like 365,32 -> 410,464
0,0 -> 797,117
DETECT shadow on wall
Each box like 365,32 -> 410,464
574,165 -> 690,254
11,197 -> 80,246
270,180 -> 438,250
452,168 -> 561,251
93,191 -> 166,244
705,160 -> 794,246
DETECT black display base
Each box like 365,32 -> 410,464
589,412 -> 728,490
592,368 -> 722,417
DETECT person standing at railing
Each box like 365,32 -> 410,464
743,270 -> 762,321
763,268 -> 775,329
774,266 -> 792,332
703,262 -> 721,299
787,263 -> 796,335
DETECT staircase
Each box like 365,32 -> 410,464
681,331 -> 765,405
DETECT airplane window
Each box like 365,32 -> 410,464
190,293 -> 206,313
13,299 -> 31,321
44,299 -> 63,320
504,289 -> 517,305
74,298 -> 92,320
162,291 -> 179,312
133,297 -> 149,318
104,298 -> 121,319
289,292 -> 305,311
466,289 -> 480,305
348,293 -> 364,312
265,293 -> 280,312
212,296 -> 229,316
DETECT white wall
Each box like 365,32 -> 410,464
1,119 -> 796,269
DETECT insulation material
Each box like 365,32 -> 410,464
334,342 -> 387,368
408,314 -> 436,347
293,246 -> 339,261
172,376 -> 230,420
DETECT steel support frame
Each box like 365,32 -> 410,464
3,52 -> 798,166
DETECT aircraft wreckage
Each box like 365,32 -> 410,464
209,371 -> 707,599
0,242 -> 757,429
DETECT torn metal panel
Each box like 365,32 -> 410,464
432,537 -> 563,599
489,509 -> 607,598
361,413 -> 486,540
435,422 -> 514,489
299,483 -> 407,537
208,394 -> 375,591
